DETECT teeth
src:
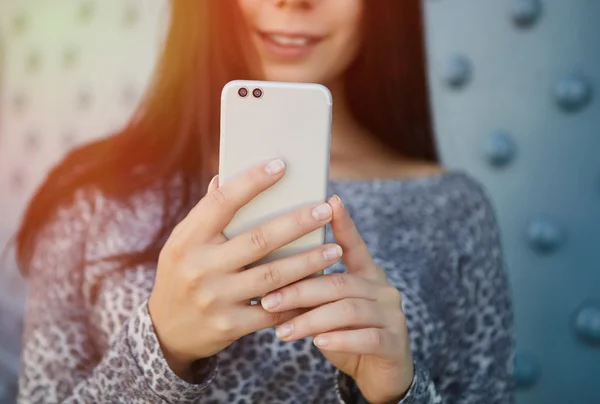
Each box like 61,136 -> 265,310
268,34 -> 310,46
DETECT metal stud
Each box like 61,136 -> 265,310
442,55 -> 472,89
12,12 -> 29,36
121,84 -> 138,107
25,50 -> 41,75
511,0 -> 542,28
554,74 -> 593,112
485,132 -> 516,167
12,92 -> 28,113
77,89 -> 93,110
123,6 -> 140,28
9,169 -> 27,193
24,130 -> 40,153
78,1 -> 95,23
527,219 -> 564,253
62,130 -> 77,150
514,351 -> 541,389
62,47 -> 79,70
574,302 -> 600,345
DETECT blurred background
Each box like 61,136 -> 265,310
0,1 -> 598,403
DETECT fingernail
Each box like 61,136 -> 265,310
323,245 -> 343,261
333,194 -> 344,208
312,203 -> 332,221
314,336 -> 329,347
261,292 -> 282,310
276,323 -> 294,339
207,175 -> 218,191
265,159 -> 285,175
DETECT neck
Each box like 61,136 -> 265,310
327,79 -> 387,161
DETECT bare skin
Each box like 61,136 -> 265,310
327,80 -> 443,181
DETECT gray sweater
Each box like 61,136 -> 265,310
18,172 -> 514,403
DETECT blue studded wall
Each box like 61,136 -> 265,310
423,1 -> 600,403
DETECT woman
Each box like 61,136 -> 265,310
16,0 -> 514,403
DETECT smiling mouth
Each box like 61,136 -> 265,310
259,31 -> 325,48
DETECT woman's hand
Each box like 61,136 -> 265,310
260,195 -> 414,404
148,160 -> 343,379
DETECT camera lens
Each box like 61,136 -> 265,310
252,88 -> 263,98
238,87 -> 248,98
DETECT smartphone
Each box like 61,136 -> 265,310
219,80 -> 332,270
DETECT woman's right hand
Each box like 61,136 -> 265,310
148,159 -> 341,379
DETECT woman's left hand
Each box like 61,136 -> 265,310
260,195 -> 414,404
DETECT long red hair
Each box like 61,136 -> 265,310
16,0 -> 436,274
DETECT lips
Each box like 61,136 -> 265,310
256,30 -> 325,60
261,32 -> 320,46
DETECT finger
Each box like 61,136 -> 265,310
312,328 -> 401,358
225,305 -> 308,339
228,244 -> 343,302
274,298 -> 390,341
329,195 -> 385,281
261,273 -> 385,312
205,175 -> 228,244
217,201 -> 333,270
207,175 -> 219,193
179,159 -> 287,242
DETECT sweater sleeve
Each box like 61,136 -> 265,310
335,361 -> 441,404
336,182 -> 515,404
18,190 -> 218,404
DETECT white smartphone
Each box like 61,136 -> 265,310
219,80 -> 332,269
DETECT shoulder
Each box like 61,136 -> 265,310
378,170 -> 498,223
337,171 -> 501,260
413,171 -> 501,253
409,170 -> 494,207
436,172 -> 501,251
382,170 -> 501,255
415,173 -> 505,294
28,187 -> 99,275
399,172 -> 508,301
23,186 -> 101,300
26,181 -> 172,278
85,183 -> 168,263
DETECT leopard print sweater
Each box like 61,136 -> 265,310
18,172 -> 515,403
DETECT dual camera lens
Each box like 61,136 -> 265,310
238,87 -> 263,99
